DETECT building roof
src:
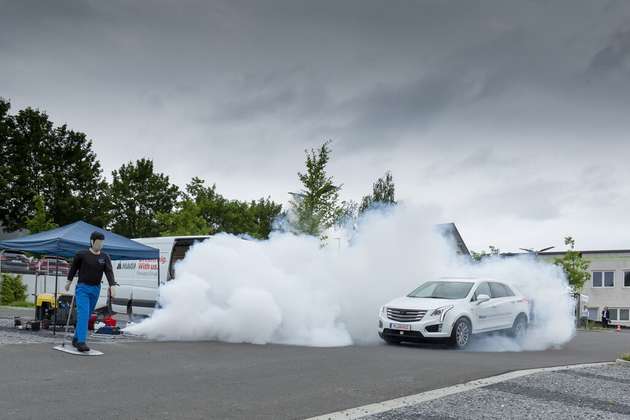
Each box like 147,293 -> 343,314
539,249 -> 630,256
500,249 -> 630,258
437,223 -> 470,256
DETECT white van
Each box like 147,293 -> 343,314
107,236 -> 211,319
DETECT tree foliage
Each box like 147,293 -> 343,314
157,199 -> 210,236
471,245 -> 501,262
0,274 -> 27,305
158,178 -> 282,239
554,236 -> 590,292
25,195 -> 58,233
289,141 -> 343,237
359,171 -> 396,214
110,159 -> 180,238
0,99 -> 109,231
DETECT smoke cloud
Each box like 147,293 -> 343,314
126,205 -> 575,350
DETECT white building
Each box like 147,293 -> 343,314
538,250 -> 630,327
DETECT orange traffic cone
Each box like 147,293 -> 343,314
616,324 -> 621,334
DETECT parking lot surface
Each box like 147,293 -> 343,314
1,330 -> 628,419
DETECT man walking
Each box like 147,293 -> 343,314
602,306 -> 610,329
581,306 -> 590,329
65,231 -> 117,352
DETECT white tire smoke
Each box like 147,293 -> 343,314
125,205 -> 575,350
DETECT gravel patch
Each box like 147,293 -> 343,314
0,317 -> 146,345
364,364 -> 630,420
365,387 -> 625,420
507,369 -> 630,405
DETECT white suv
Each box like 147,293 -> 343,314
378,278 -> 529,349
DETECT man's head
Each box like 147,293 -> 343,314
90,231 -> 105,252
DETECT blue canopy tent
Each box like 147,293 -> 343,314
0,220 -> 159,260
0,220 -> 160,334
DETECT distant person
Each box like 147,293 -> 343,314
581,306 -> 589,329
65,231 -> 118,352
601,306 -> 610,329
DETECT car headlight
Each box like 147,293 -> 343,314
431,305 -> 454,322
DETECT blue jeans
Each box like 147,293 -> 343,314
74,283 -> 101,343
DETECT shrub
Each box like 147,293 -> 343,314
622,353 -> 630,362
0,273 -> 28,305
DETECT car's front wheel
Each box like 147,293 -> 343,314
450,317 -> 472,349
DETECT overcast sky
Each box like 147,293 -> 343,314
2,0 -> 630,252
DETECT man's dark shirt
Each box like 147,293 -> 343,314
67,249 -> 116,287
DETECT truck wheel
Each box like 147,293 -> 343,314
450,318 -> 472,349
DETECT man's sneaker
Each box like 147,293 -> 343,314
76,342 -> 90,352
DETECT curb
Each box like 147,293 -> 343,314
616,359 -> 630,367
306,361 -> 613,420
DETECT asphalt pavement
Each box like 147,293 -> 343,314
1,331 -> 628,420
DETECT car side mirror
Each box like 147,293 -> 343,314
476,294 -> 490,304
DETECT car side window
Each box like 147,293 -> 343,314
473,282 -> 491,301
490,282 -> 508,298
502,284 -> 515,297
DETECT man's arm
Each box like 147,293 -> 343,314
104,254 -> 117,287
67,252 -> 82,281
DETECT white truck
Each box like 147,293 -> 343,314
107,235 -> 211,319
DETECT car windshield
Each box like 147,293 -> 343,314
407,281 -> 474,299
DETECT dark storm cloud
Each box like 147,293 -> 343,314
2,0 -> 630,250
589,27 -> 630,75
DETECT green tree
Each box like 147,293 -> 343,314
171,177 -> 282,239
110,159 -> 180,238
289,141 -> 343,237
359,171 -> 396,214
471,245 -> 501,262
25,195 -> 58,233
183,177 -> 228,233
0,99 -> 14,227
242,198 -> 282,239
157,199 -> 210,236
0,99 -> 110,231
338,200 -> 359,227
554,236 -> 590,292
0,274 -> 27,305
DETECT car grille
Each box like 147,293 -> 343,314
382,328 -> 425,338
386,308 -> 427,322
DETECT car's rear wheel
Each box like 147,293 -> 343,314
450,318 -> 472,349
509,314 -> 528,340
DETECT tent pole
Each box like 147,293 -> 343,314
53,258 -> 58,335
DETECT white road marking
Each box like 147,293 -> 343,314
306,362 -> 613,420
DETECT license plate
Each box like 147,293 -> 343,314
390,323 -> 411,331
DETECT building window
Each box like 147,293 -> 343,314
620,309 -> 630,321
625,272 -> 630,288
592,271 -> 614,288
609,309 -> 618,321
587,307 -> 599,321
